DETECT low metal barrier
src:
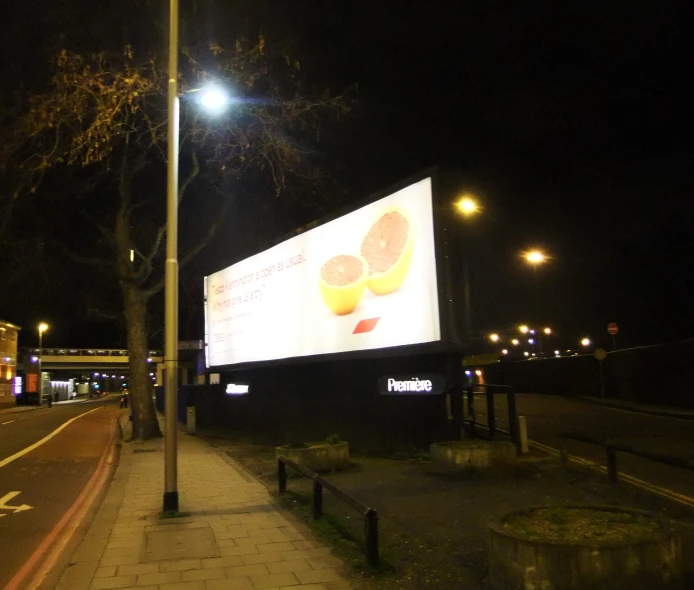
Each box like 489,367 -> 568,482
559,432 -> 694,484
464,383 -> 520,448
277,456 -> 379,566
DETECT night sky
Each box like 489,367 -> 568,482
1,0 -> 692,352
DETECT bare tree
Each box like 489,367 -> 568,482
1,39 -> 350,438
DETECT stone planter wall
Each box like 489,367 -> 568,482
276,441 -> 350,472
488,506 -> 683,590
430,440 -> 517,471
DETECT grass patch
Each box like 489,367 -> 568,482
278,490 -> 396,575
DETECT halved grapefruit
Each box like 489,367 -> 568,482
360,207 -> 413,295
319,254 -> 368,315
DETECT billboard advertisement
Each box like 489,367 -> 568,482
205,177 -> 441,366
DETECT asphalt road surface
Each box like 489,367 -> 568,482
473,393 -> 694,503
0,398 -> 119,589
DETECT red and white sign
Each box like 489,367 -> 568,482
204,177 -> 441,366
607,322 -> 618,335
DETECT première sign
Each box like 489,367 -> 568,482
378,374 -> 445,395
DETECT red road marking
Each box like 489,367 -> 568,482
353,317 -> 380,334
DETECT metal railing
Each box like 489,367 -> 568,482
277,456 -> 379,566
559,432 -> 694,484
464,383 -> 520,448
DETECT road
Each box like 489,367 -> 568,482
0,398 -> 119,589
473,393 -> 694,504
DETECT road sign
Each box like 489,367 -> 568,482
607,322 -> 618,335
594,348 -> 608,361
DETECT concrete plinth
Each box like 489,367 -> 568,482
276,441 -> 350,472
488,506 -> 683,590
430,440 -> 517,471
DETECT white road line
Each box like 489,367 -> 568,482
0,407 -> 102,469
2,421 -> 14,425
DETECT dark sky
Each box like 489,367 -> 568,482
2,0 -> 693,351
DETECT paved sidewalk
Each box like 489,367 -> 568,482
55,416 -> 352,590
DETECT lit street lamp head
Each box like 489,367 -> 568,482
524,249 -> 547,265
581,338 -> 591,347
519,325 -> 529,334
455,195 -> 480,217
198,86 -> 231,113
38,323 -> 48,333
489,333 -> 500,342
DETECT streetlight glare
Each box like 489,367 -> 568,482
544,327 -> 552,335
38,322 -> 49,333
581,338 -> 591,347
524,250 -> 547,265
199,86 -> 230,112
455,195 -> 480,216
490,333 -> 500,342
519,325 -> 529,334
511,339 -> 519,345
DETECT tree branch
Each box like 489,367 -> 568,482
142,192 -> 233,299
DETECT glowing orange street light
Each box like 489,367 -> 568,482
489,333 -> 500,342
524,250 -> 547,265
455,195 -> 480,217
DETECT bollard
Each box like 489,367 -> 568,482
365,509 -> 380,567
517,416 -> 529,454
607,446 -> 618,484
560,439 -> 569,465
278,459 -> 287,494
486,387 -> 496,437
312,480 -> 323,519
186,406 -> 196,434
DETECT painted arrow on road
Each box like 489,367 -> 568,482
0,491 -> 33,514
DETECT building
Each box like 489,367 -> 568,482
0,320 -> 21,409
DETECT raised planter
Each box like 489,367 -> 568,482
430,440 -> 517,471
276,441 -> 349,472
488,505 -> 683,589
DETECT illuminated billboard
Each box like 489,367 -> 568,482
205,177 -> 441,366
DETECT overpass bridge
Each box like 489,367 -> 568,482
19,348 -> 164,371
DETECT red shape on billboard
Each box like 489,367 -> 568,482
353,318 -> 380,334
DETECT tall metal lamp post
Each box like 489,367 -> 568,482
38,323 -> 48,405
164,0 -> 231,512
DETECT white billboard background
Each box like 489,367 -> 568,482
205,177 -> 440,366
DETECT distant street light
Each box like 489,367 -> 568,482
581,338 -> 591,347
524,250 -> 547,266
544,327 -> 552,335
501,349 -> 508,355
38,323 -> 48,406
455,195 -> 480,217
489,333 -> 500,342
519,325 -> 529,334
511,339 -> 519,346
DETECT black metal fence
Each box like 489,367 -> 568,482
277,456 -> 379,566
559,432 -> 694,484
464,383 -> 520,448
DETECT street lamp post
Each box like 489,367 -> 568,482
38,323 -> 48,406
454,195 -> 480,341
163,1 -> 231,512
523,249 -> 548,334
163,0 -> 180,513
